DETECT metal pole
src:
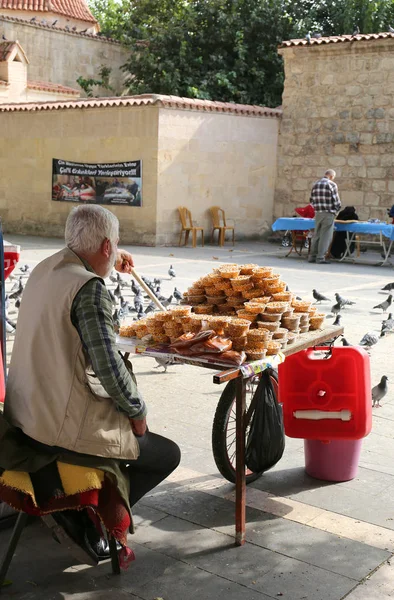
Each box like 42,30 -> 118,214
235,376 -> 246,546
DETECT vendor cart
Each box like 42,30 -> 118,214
117,323 -> 343,546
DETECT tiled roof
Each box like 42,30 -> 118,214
27,80 -> 79,95
0,13 -> 119,41
0,0 -> 97,23
0,93 -> 283,116
280,31 -> 394,48
0,39 -> 28,62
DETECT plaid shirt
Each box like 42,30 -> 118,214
71,270 -> 146,419
310,177 -> 341,214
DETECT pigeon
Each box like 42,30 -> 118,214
9,280 -> 23,300
80,28 -> 88,33
134,295 -> 143,311
381,282 -> 394,291
72,26 -> 77,31
161,295 -> 173,308
173,287 -> 183,302
372,375 -> 388,407
313,289 -> 331,303
144,301 -> 156,314
5,319 -> 15,334
359,331 -> 379,348
131,279 -> 140,295
389,25 -> 394,33
41,18 -> 47,25
154,356 -> 176,372
114,283 -> 122,299
154,278 -> 162,286
335,293 -> 356,307
52,19 -> 58,26
341,337 -> 351,346
30,16 -> 37,23
352,26 -> 360,36
305,31 -> 311,44
2,34 -> 7,41
382,313 -> 394,331
380,323 -> 392,337
331,301 -> 342,315
168,265 -> 176,278
19,264 -> 30,274
112,309 -> 120,331
137,305 -> 144,319
109,271 -> 118,283
64,25 -> 70,31
373,294 -> 392,313
10,276 -> 23,293
312,32 -> 322,39
333,314 -> 342,326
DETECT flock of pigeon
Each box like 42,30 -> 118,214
4,265 -> 30,335
1,18 -> 92,39
305,25 -> 394,44
312,284 -> 393,408
108,265 -> 181,331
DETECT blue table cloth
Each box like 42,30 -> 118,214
272,218 -> 394,241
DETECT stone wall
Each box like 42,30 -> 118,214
0,104 -> 160,244
275,39 -> 394,221
0,15 -> 129,95
0,96 -> 280,245
156,108 -> 279,245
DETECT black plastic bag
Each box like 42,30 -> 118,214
245,371 -> 285,473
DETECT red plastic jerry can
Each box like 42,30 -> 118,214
278,346 -> 372,441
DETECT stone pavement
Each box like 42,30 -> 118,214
1,236 -> 394,600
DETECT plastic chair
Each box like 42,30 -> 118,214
178,207 -> 204,247
210,207 -> 235,246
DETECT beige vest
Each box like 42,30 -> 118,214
4,248 -> 139,460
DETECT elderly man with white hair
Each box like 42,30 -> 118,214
308,169 -> 341,265
3,204 -> 180,562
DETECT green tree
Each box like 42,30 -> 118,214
88,0 -> 394,107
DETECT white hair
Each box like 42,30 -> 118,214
65,205 -> 119,254
325,169 -> 336,178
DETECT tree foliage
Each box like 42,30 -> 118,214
88,0 -> 394,107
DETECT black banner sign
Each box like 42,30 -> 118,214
52,159 -> 142,206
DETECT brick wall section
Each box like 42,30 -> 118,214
275,38 -> 394,221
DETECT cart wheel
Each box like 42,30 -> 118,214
211,369 -> 279,484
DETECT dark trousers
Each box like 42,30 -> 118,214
125,431 -> 181,507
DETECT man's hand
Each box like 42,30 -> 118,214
115,249 -> 134,274
129,417 -> 147,437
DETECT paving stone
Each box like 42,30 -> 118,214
254,556 -> 356,600
130,559 -> 273,600
244,514 -> 390,581
131,514 -> 356,599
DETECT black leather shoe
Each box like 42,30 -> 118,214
48,511 -> 99,565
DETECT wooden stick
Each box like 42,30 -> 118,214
130,268 -> 166,311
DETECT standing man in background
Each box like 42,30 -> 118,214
308,169 -> 341,264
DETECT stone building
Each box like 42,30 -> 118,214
275,33 -> 394,222
0,40 -> 79,102
0,95 -> 280,244
0,0 -> 99,33
0,14 -> 128,96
